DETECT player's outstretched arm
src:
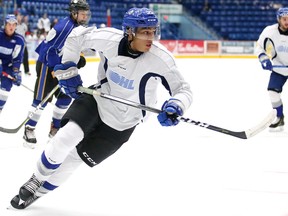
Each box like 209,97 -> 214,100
54,62 -> 83,99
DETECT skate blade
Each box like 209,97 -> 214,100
6,205 -> 20,210
23,141 -> 36,149
48,134 -> 53,139
269,126 -> 284,132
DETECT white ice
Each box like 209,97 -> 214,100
1,58 -> 288,216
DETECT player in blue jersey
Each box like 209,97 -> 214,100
10,7 -> 193,209
23,0 -> 91,148
256,7 -> 288,132
0,14 -> 24,115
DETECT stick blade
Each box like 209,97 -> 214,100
0,121 -> 25,134
0,126 -> 21,133
244,109 -> 277,139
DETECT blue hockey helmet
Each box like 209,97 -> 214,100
122,8 -> 160,40
5,14 -> 18,25
276,7 -> 288,20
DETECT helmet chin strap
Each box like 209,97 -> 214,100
278,25 -> 288,34
71,12 -> 78,22
127,38 -> 142,57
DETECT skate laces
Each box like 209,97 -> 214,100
25,126 -> 36,139
23,174 -> 43,195
271,116 -> 284,125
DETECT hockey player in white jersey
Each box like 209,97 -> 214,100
256,7 -> 288,131
10,7 -> 193,209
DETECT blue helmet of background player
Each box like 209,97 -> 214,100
5,14 -> 18,25
68,0 -> 91,26
4,14 -> 18,36
122,8 -> 160,40
276,7 -> 288,20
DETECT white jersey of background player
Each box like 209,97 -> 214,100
10,7 -> 193,209
256,7 -> 288,131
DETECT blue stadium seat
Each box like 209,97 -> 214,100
183,0 -> 287,40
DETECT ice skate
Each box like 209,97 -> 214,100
269,115 -> 284,132
10,174 -> 43,209
48,122 -> 59,138
23,126 -> 37,149
10,193 -> 39,209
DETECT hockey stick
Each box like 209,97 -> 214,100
78,86 -> 276,139
0,85 -> 59,133
272,65 -> 288,68
2,71 -> 34,93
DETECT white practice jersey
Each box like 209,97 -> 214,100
256,23 -> 288,76
62,26 -> 193,131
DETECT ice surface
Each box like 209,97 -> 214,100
1,58 -> 288,216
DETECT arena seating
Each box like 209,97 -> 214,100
181,0 -> 286,40
4,0 -> 287,40
18,0 -> 175,36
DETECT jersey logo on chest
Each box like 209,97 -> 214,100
277,45 -> 288,53
109,71 -> 134,90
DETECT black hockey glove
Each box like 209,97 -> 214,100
77,56 -> 86,69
